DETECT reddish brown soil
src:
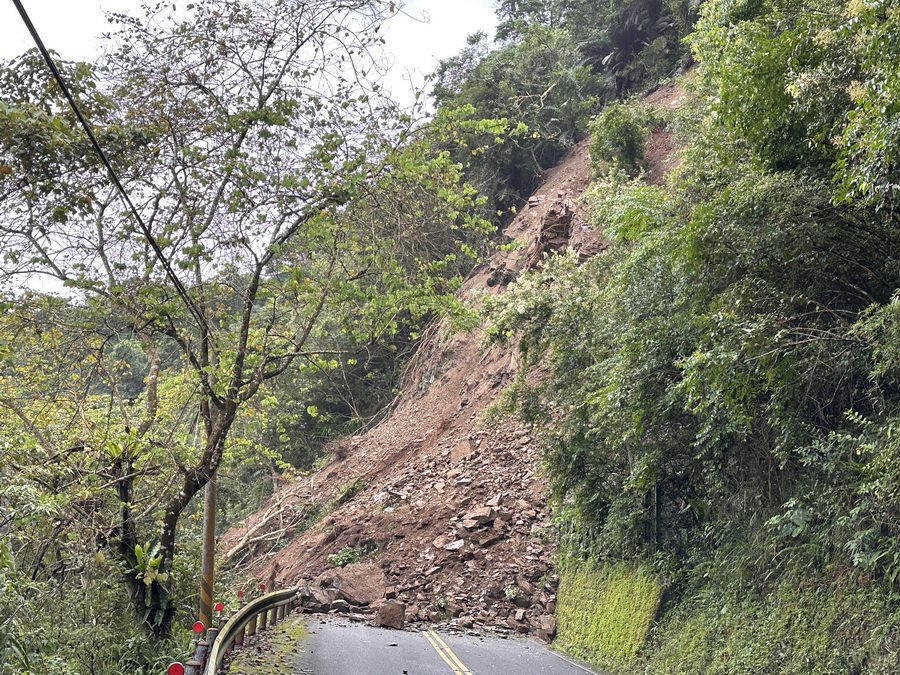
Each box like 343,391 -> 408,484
644,79 -> 692,185
221,84 -> 684,638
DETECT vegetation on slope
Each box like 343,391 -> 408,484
486,0 -> 900,670
556,559 -> 662,668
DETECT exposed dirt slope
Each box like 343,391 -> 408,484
221,138 -> 595,638
221,82 -> 684,639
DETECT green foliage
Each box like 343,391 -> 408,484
486,1 -> 900,661
495,0 -> 695,97
432,0 -> 696,227
0,534 -> 192,673
589,102 -> 654,176
642,536 -> 900,674
488,17 -> 900,603
587,169 -> 670,240
326,546 -> 362,568
833,1 -> 900,208
555,558 -> 662,667
0,0 -> 497,663
689,0 -> 900,208
434,25 -> 600,217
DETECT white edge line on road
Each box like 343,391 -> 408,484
548,647 -> 600,674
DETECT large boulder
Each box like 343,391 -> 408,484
374,601 -> 406,629
316,562 -> 387,607
297,583 -> 336,611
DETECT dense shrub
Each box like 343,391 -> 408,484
488,53 -> 900,575
588,103 -> 654,176
433,25 -> 600,218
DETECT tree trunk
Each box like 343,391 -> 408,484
145,402 -> 236,637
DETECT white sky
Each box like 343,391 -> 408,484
0,0 -> 498,105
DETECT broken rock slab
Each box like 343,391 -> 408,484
461,506 -> 496,529
315,562 -> 387,607
374,600 -> 406,629
451,438 -> 477,464
537,614 -> 557,642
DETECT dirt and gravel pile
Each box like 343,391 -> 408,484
221,82 -> 684,641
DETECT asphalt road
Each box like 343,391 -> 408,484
289,617 -> 599,675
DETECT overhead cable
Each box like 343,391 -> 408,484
10,0 -> 210,335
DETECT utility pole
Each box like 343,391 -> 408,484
199,472 -> 216,629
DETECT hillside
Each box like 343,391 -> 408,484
221,137 -> 595,638
221,83 -> 686,641
7,0 -> 900,671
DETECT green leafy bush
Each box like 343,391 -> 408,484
587,168 -> 670,240
327,546 -> 362,568
588,102 -> 653,176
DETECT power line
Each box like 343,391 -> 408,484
10,0 -> 210,336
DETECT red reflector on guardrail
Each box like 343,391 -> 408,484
167,663 -> 185,675
192,621 -> 205,634
215,601 -> 224,612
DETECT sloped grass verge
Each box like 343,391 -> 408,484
227,614 -> 308,674
555,558 -> 662,670
641,568 -> 900,674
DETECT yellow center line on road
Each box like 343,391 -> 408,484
422,630 -> 463,674
422,629 -> 474,675
428,630 -> 473,674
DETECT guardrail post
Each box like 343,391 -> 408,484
234,591 -> 247,648
259,605 -> 268,632
206,626 -> 219,654
184,659 -> 201,675
246,611 -> 258,640
267,581 -> 277,627
194,638 -> 209,672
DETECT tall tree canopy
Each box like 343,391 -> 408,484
0,0 -> 495,643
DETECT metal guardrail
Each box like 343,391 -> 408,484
203,587 -> 299,675
167,585 -> 299,675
